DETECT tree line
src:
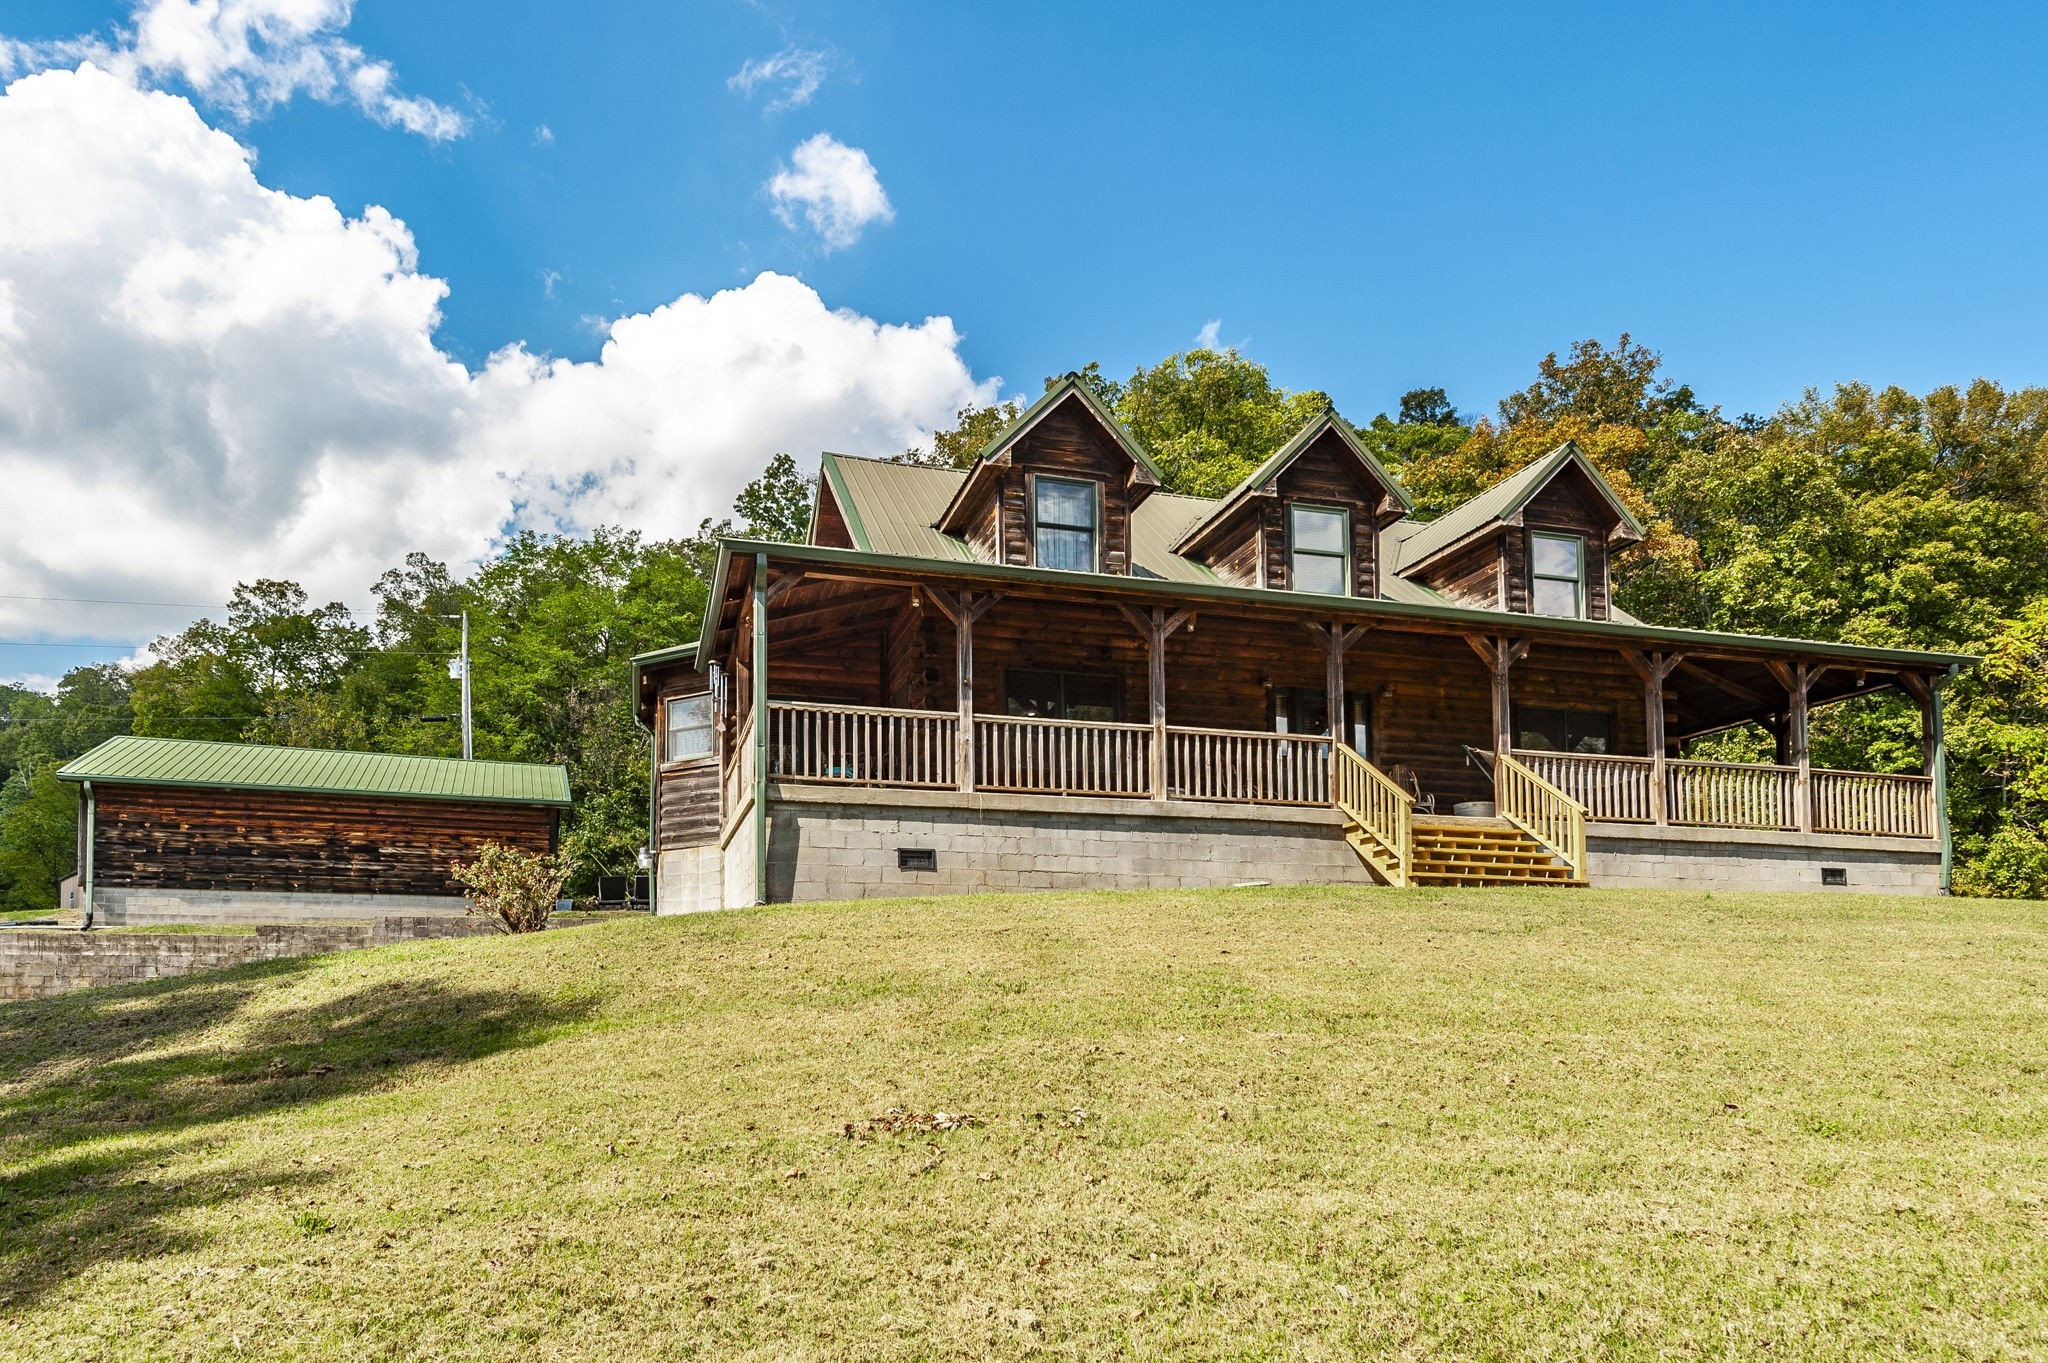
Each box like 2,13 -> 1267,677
3,338 -> 2043,907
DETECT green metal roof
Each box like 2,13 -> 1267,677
58,736 -> 572,807
1394,441 -> 1646,572
820,453 -> 976,559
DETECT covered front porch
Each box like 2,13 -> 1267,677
700,549 -> 1950,896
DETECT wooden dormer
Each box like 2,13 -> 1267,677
1173,408 -> 1411,597
933,376 -> 1163,575
1389,441 -> 1644,620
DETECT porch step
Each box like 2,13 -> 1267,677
1406,816 -> 1584,889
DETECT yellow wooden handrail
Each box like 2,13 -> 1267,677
1332,744 -> 1411,887
1495,751 -> 1587,883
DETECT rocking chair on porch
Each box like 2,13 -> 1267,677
1388,764 -> 1437,816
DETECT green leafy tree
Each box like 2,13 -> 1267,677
734,452 -> 817,542
895,399 -> 1023,470
0,763 -> 79,913
1114,348 -> 1329,496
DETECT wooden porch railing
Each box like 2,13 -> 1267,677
974,714 -> 1154,797
1332,744 -> 1411,887
1496,751 -> 1588,883
766,701 -> 957,788
1666,758 -> 1798,831
1812,769 -> 1935,838
1168,727 -> 1330,804
1511,750 -> 1655,823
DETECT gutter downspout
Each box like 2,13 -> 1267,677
752,552 -> 769,906
633,709 -> 659,917
1935,663 -> 1958,895
80,780 -> 95,931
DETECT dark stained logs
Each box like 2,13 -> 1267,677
656,763 -> 721,849
93,786 -> 559,895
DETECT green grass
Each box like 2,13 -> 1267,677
3,885 -> 2047,1359
95,923 -> 260,937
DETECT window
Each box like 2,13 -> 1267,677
1530,532 -> 1585,617
1271,687 -> 1371,754
1005,669 -> 1120,722
1515,707 -> 1612,755
1288,505 -> 1350,596
664,692 -> 716,762
1033,476 -> 1098,572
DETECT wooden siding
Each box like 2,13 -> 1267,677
1271,428 -> 1392,598
1521,478 -> 1612,621
992,407 -> 1136,574
1422,534 -> 1507,611
811,480 -> 857,549
656,762 -> 721,849
92,786 -> 557,895
1189,428 -> 1397,597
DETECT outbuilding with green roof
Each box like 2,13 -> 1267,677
58,737 -> 571,927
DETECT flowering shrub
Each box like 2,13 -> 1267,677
449,842 -> 571,934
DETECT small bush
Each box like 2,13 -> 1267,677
450,843 -> 572,934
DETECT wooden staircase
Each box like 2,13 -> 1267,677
1332,745 -> 1589,890
1407,815 -> 1583,887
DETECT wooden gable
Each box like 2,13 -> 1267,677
1182,422 -> 1406,596
1398,451 -> 1636,620
935,384 -> 1159,575
810,473 -> 858,549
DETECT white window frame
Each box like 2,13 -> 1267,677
1286,503 -> 1351,597
1530,531 -> 1587,618
1031,474 -> 1100,572
663,691 -> 717,764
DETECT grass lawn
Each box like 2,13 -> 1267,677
3,885 -> 2047,1359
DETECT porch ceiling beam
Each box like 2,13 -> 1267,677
1674,659 -> 1772,708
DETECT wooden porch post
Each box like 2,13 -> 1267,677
1465,635 -> 1529,756
926,588 -> 1000,793
1899,669 -> 1954,890
1305,621 -> 1371,751
1623,650 -> 1686,825
751,552 -> 769,904
1117,604 -> 1195,799
1767,660 -> 1815,833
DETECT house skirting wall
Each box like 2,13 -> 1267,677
656,846 -> 725,915
91,887 -> 470,927
758,784 -> 1377,903
1584,823 -> 1942,896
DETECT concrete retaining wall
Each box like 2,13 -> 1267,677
657,845 -> 724,915
0,916 -> 497,1001
91,888 -> 470,928
758,785 -> 1376,903
719,802 -> 759,910
1586,823 -> 1942,895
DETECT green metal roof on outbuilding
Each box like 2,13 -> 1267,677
57,736 -> 573,807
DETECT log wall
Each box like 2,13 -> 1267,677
92,787 -> 559,896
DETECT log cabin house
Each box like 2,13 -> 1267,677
57,736 -> 571,926
633,375 -> 1971,911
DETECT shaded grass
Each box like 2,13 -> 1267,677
94,923 -> 260,937
3,885 -> 2047,1359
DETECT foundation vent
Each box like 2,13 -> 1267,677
1821,867 -> 1848,887
897,847 -> 937,873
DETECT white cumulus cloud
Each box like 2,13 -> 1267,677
0,66 -> 992,653
765,133 -> 894,252
0,0 -> 467,138
728,46 -> 827,113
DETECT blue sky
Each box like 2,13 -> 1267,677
2,0 -> 2046,684
18,0 -> 2048,414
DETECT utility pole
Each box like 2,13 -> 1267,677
447,611 -> 473,760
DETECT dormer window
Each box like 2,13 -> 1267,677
1034,476 -> 1098,572
1531,532 -> 1586,617
1287,504 -> 1350,595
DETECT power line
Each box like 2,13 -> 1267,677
0,594 -> 220,608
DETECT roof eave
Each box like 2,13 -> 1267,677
702,536 -> 1976,671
